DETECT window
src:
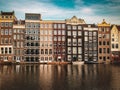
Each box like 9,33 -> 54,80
58,30 -> 61,35
5,29 -> 8,35
103,41 -> 106,45
103,48 -> 106,53
112,38 -> 114,41
73,26 -> 77,30
54,30 -> 57,35
14,29 -> 16,33
9,48 -> 12,54
68,47 -> 71,54
44,37 -> 48,41
49,49 -> 52,54
58,24 -> 61,29
78,39 -> 82,46
44,30 -> 47,35
78,55 -> 82,60
67,26 -> 71,30
99,57 -> 102,59
78,26 -> 81,29
40,30 -> 44,35
54,37 -> 57,41
116,44 -> 118,48
5,22 -> 9,27
89,32 -> 92,36
45,49 -> 48,54
78,47 -> 82,54
103,57 -> 106,61
45,57 -> 48,61
5,47 -> 7,54
41,49 -> 44,54
107,48 -> 110,53
1,48 -> 4,54
49,36 -> 52,41
73,39 -> 77,46
58,37 -> 61,41
62,24 -> 65,29
112,44 -> 114,48
67,39 -> 71,46
5,38 -> 9,44
99,48 -> 102,53
73,47 -> 77,54
85,31 -> 88,35
73,31 -> 77,36
62,30 -> 65,35
93,32 -> 97,36
62,36 -> 65,41
41,57 -> 44,61
99,34 -> 102,38
99,41 -> 102,45
107,41 -> 109,45
54,24 -> 57,29
49,30 -> 52,35
68,55 -> 71,60
85,37 -> 88,41
78,31 -> 82,36
67,31 -> 71,36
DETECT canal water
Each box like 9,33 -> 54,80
0,64 -> 120,90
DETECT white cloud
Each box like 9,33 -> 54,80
7,0 -> 120,24
81,8 -> 93,14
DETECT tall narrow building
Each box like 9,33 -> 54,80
83,24 -> 98,63
0,11 -> 16,62
98,19 -> 111,63
53,21 -> 66,61
111,25 -> 120,63
66,16 -> 85,62
25,13 -> 40,62
13,20 -> 25,62
39,21 -> 53,63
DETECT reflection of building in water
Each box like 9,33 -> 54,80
110,65 -> 120,89
39,65 -> 53,90
67,65 -> 84,87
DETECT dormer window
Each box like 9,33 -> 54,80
88,25 -> 91,28
5,16 -> 8,18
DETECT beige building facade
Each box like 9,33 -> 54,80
98,19 -> 111,63
40,21 -> 53,63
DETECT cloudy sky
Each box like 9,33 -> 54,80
0,0 -> 120,24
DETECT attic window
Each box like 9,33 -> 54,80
88,25 -> 91,28
5,16 -> 8,18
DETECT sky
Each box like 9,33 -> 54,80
0,0 -> 120,24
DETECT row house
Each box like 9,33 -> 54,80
39,21 -> 53,63
25,13 -> 40,62
98,19 -> 111,63
83,24 -> 98,62
53,21 -> 66,61
111,25 -> 120,63
0,11 -> 16,62
66,16 -> 85,62
13,20 -> 25,62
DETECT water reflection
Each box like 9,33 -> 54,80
0,64 -> 120,90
